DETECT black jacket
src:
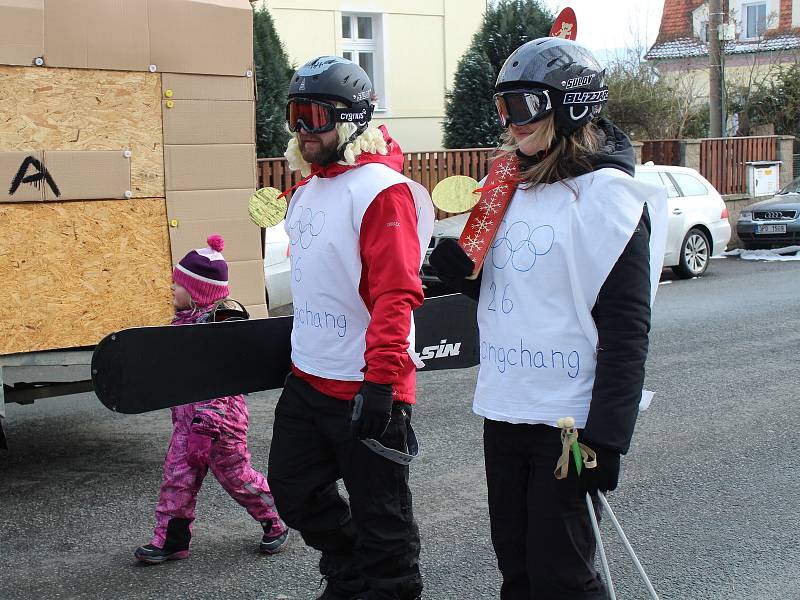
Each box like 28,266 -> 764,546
436,119 -> 651,454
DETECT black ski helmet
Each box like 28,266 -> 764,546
496,37 -> 608,135
288,56 -> 374,111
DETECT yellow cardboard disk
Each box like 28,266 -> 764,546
431,176 -> 480,213
248,187 -> 286,228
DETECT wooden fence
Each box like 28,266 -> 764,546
641,140 -> 681,166
258,148 -> 494,218
699,136 -> 777,195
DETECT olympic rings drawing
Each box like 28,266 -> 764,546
490,220 -> 554,272
288,205 -> 326,249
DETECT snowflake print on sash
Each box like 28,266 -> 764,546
458,154 -> 519,276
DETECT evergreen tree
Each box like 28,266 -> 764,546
253,6 -> 293,157
443,0 -> 553,148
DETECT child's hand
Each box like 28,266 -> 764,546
185,430 -> 214,469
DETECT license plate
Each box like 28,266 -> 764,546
756,224 -> 787,234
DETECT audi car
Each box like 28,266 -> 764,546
736,176 -> 800,249
420,164 -> 731,292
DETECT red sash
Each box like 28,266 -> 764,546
458,153 -> 519,278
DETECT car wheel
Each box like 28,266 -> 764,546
672,228 -> 710,279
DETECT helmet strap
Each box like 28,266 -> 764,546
336,122 -> 369,161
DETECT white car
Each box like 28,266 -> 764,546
420,164 -> 731,288
634,164 -> 731,278
263,221 -> 292,311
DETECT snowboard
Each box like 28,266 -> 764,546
92,293 -> 478,414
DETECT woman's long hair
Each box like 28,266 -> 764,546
497,114 -> 602,192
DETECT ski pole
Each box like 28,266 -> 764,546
585,492 -> 616,600
597,491 -> 660,600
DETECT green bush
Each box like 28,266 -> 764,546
253,6 -> 293,158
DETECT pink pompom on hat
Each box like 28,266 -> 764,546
172,234 -> 230,306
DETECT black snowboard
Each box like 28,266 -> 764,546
92,293 -> 478,414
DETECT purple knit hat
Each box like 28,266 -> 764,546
173,234 -> 230,306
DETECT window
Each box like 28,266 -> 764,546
341,13 -> 384,108
634,170 -> 680,198
659,172 -> 682,198
744,2 -> 767,38
670,173 -> 709,197
634,171 -> 663,188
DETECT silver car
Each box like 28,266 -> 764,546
736,176 -> 800,249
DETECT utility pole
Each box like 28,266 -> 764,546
708,0 -> 724,137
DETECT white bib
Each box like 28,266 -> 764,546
285,163 -> 434,380
473,168 -> 667,426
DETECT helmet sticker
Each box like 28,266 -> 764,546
563,89 -> 608,104
297,56 -> 349,76
561,74 -> 596,89
569,106 -> 590,121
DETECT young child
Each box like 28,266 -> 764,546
135,234 -> 288,564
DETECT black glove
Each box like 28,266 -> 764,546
351,381 -> 393,440
429,238 -> 474,280
580,442 -> 621,494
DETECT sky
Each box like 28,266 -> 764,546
537,0 -> 666,61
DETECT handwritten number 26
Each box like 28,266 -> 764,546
487,282 -> 513,314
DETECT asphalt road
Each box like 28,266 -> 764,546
2,256 -> 799,600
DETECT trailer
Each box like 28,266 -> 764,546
0,0 -> 267,447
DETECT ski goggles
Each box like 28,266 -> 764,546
286,98 -> 373,133
493,89 -> 553,128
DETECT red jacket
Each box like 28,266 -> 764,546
291,126 -> 424,404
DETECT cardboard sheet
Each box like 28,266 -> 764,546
245,303 -> 268,319
162,72 -> 254,101
163,100 -> 255,145
0,0 -> 43,67
226,258 -> 266,306
168,218 -> 262,263
165,144 -> 256,191
149,0 -> 254,76
42,150 -> 132,201
166,188 -> 251,221
0,150 -> 45,202
43,0 -> 150,71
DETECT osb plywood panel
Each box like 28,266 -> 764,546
0,198 -> 174,355
0,65 -> 164,198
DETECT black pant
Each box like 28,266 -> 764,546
484,419 -> 607,600
268,374 -> 422,599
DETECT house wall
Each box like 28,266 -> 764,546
655,51 -> 797,100
258,0 -> 486,151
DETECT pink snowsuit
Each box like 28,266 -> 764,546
150,306 -> 282,548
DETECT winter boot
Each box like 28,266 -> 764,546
260,518 -> 289,554
134,518 -> 191,564
316,554 -> 368,599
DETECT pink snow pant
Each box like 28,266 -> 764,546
151,400 -> 280,548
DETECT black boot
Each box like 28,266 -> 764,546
316,554 -> 368,599
260,518 -> 289,554
134,518 -> 191,565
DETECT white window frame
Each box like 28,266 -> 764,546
340,12 -> 387,112
742,1 -> 768,39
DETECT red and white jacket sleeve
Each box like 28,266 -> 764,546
358,183 -> 424,386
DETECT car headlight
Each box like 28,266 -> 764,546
739,211 -> 752,221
